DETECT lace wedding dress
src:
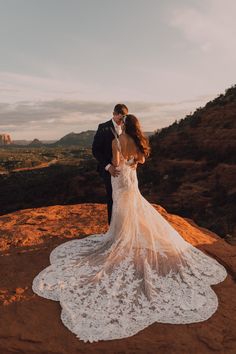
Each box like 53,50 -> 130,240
32,138 -> 227,343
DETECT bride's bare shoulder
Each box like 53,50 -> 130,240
120,133 -> 132,143
119,133 -> 127,141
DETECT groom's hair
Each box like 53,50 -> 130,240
113,103 -> 128,115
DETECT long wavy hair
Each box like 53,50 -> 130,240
124,114 -> 151,157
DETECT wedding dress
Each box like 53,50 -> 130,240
32,137 -> 227,343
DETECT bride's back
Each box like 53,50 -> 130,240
119,133 -> 142,160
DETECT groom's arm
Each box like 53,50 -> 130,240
92,124 -> 112,170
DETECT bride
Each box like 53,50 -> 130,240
32,114 -> 227,343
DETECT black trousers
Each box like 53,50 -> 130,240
101,172 -> 113,225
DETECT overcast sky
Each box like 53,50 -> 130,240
0,0 -> 235,140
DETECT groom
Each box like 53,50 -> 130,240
92,103 -> 128,225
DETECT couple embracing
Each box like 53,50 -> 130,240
92,103 -> 149,224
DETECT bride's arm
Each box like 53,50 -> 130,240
111,139 -> 120,167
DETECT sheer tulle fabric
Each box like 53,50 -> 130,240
32,149 -> 227,343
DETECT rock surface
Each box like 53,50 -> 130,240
0,203 -> 235,354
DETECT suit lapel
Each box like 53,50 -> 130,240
105,119 -> 118,139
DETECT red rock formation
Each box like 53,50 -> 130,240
0,133 -> 12,145
0,203 -> 235,354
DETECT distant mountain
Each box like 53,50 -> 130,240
50,129 -> 154,148
6,130 -> 154,149
139,84 -> 236,238
28,138 -> 44,147
51,130 -> 95,148
8,132 -> 95,148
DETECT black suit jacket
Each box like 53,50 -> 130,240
92,119 -> 118,177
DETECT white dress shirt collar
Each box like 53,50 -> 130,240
112,118 -> 122,134
112,117 -> 118,128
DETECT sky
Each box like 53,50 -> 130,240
0,0 -> 235,140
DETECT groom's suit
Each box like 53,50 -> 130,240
92,119 -> 120,224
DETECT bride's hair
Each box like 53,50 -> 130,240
124,114 -> 151,157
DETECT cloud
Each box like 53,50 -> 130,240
167,0 -> 236,58
0,71 -> 94,103
0,93 -> 216,139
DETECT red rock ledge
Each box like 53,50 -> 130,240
0,203 -> 235,354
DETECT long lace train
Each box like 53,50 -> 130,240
32,159 -> 227,343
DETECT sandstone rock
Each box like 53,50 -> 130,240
0,133 -> 12,145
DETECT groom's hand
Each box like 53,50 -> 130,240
129,162 -> 137,170
108,165 -> 120,177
